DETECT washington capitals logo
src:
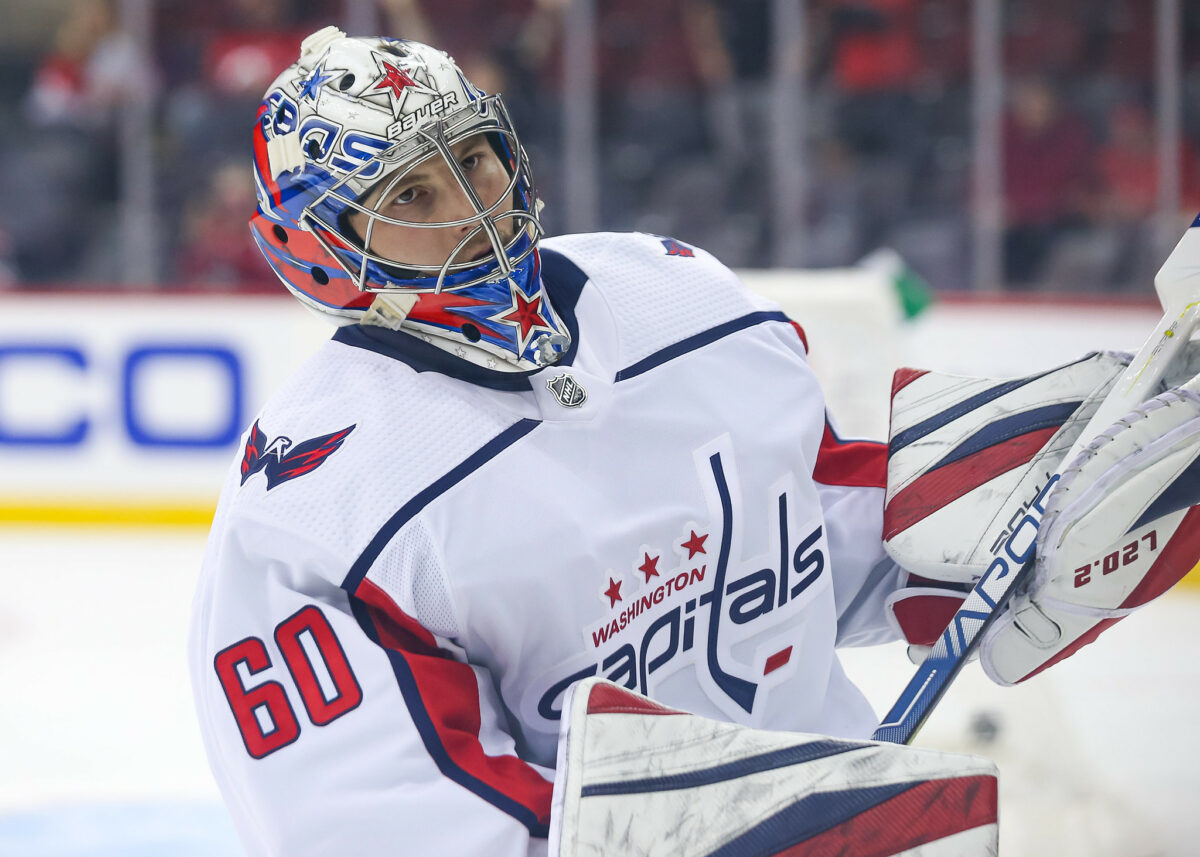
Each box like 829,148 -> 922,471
524,438 -> 830,728
661,237 -> 695,257
240,420 -> 356,490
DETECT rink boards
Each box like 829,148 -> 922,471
0,277 -> 1169,528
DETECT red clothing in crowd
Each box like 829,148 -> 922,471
830,0 -> 922,93
1004,111 -> 1092,226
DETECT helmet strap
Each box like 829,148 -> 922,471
361,293 -> 418,331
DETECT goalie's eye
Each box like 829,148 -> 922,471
387,186 -> 420,206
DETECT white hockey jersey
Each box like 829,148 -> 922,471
189,232 -> 903,857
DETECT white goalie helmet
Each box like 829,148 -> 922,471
250,27 -> 570,369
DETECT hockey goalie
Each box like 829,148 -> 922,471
187,26 -> 1200,857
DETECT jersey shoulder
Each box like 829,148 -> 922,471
543,232 -> 786,371
542,231 -> 743,293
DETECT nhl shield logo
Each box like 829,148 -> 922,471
547,373 -> 587,408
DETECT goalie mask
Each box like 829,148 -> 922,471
250,27 -> 570,369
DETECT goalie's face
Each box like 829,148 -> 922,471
347,134 -> 518,271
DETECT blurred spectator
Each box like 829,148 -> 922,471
916,0 -> 970,86
156,0 -> 337,289
202,0 -> 322,99
174,160 -> 275,288
157,0 -> 334,147
1094,102 -> 1161,223
1004,0 -> 1086,80
0,0 -> 1194,293
592,3 -> 708,149
685,0 -> 773,263
1090,0 -> 1153,83
5,0 -> 155,282
685,1 -> 769,178
810,0 -> 965,268
589,0 -> 755,257
25,0 -> 156,130
1002,76 -> 1093,286
1086,101 -> 1200,287
821,0 -> 923,157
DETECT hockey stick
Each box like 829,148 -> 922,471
873,214 -> 1200,745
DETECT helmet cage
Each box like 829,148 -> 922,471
302,93 -> 541,295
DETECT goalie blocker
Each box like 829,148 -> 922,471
551,678 -> 997,857
882,350 -> 1200,685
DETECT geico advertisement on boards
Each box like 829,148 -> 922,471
0,272 -> 900,523
0,294 -> 329,522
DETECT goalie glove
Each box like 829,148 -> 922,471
882,351 -> 1137,660
979,374 -> 1200,685
550,678 -> 998,857
881,346 -> 1200,662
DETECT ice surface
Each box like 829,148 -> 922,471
1,528 -> 1196,856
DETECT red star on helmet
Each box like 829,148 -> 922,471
374,61 -> 421,99
638,553 -> 660,582
496,286 -> 551,346
682,530 -> 708,559
604,577 -> 623,607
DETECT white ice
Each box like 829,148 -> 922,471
1,528 -> 1196,856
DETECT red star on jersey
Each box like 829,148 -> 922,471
638,553 -> 660,582
604,577 -> 623,607
374,61 -> 421,99
682,530 -> 708,559
493,284 -> 552,351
